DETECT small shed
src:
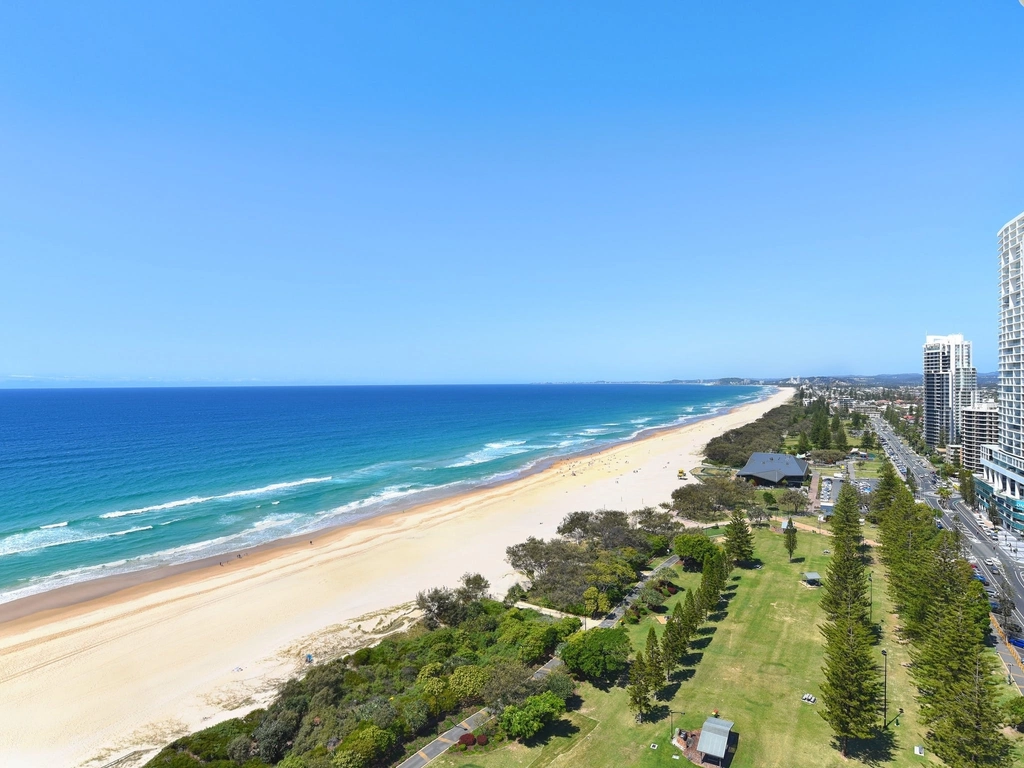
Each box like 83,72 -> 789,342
804,572 -> 821,586
696,717 -> 734,764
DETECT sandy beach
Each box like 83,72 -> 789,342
0,387 -> 791,768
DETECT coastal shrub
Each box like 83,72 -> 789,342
448,664 -> 488,702
254,717 -> 294,763
481,659 -> 541,712
704,400 -> 805,467
476,733 -> 489,746
458,733 -> 476,746
227,735 -> 252,764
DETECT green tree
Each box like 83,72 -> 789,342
644,626 -> 665,690
672,532 -> 718,570
681,589 -> 700,647
779,488 -> 808,516
1002,696 -> 1024,731
784,517 -> 798,562
724,508 -> 755,564
819,617 -> 882,756
927,652 -> 1012,768
906,469 -> 917,495
448,665 -> 488,702
820,486 -> 869,625
960,469 -> 977,511
833,424 -> 849,451
499,691 -> 565,740
626,651 -> 653,721
762,490 -> 778,507
661,600 -> 688,664
560,628 -> 631,680
797,430 -> 812,454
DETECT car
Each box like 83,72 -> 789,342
974,573 -> 989,586
1010,637 -> 1024,650
985,558 -> 998,566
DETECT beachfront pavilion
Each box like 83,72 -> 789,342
696,717 -> 734,765
736,452 -> 809,487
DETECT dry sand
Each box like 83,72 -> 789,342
0,387 -> 791,768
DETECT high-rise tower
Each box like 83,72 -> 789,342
922,334 -> 976,447
978,211 -> 1024,531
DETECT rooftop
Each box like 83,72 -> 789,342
696,717 -> 734,759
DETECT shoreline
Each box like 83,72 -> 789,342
0,387 -> 792,768
0,389 -> 774,625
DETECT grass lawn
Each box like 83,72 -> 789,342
436,529 -> 1024,768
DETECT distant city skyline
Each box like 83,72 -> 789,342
2,3 -> 1023,384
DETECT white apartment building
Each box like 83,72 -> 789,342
961,403 -> 998,473
922,334 -> 976,448
979,210 -> 1024,531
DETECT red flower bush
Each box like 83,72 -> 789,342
476,734 -> 489,746
459,733 -> 477,746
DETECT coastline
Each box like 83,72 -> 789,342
0,387 -> 791,768
0,387 -> 772,624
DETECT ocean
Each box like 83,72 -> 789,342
0,384 -> 769,603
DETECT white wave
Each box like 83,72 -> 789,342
113,525 -> 152,536
630,417 -> 652,425
271,501 -> 280,505
446,440 -> 530,468
579,427 -> 613,436
39,521 -> 68,529
98,476 -> 333,519
0,524 -> 150,557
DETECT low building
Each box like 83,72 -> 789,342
696,717 -> 734,765
804,572 -> 821,586
736,452 -> 809,487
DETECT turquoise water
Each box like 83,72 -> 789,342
0,384 -> 769,603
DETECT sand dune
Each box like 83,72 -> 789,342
0,387 -> 791,768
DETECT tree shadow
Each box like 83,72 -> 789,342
655,681 -> 681,701
689,636 -> 713,651
730,575 -> 741,582
523,716 -> 581,748
646,703 -> 671,723
708,610 -> 729,622
719,591 -> 736,604
695,625 -> 717,637
737,559 -> 764,570
790,556 -> 806,564
846,727 -> 896,766
681,651 -> 704,666
670,667 -> 696,682
723,583 -> 738,593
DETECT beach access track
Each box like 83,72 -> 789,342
394,553 -> 680,767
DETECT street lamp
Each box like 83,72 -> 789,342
881,649 -> 888,729
668,709 -> 684,742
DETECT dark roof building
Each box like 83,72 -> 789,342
696,717 -> 734,763
736,452 -> 809,487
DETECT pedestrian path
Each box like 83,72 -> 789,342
599,554 -> 679,628
990,617 -> 1024,694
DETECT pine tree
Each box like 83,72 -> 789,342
697,549 -> 723,619
926,651 -> 1012,768
833,424 -> 849,451
784,517 -> 798,562
725,509 -> 755,565
820,485 -> 869,625
644,627 -> 665,690
662,601 -> 688,665
797,430 -> 811,454
626,651 -> 652,721
819,616 -> 882,756
681,589 -> 699,648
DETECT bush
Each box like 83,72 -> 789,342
476,734 -> 489,746
458,733 -> 476,746
227,735 -> 251,764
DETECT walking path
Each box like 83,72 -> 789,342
990,617 -> 1024,694
394,555 -> 681,767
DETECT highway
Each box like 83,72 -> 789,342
870,417 -> 1024,635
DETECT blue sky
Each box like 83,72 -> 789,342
2,1 -> 1023,385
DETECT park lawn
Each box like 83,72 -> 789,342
852,458 -> 886,479
439,529 -> 958,768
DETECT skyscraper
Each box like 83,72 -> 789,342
922,334 -> 976,448
978,210 -> 1024,532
